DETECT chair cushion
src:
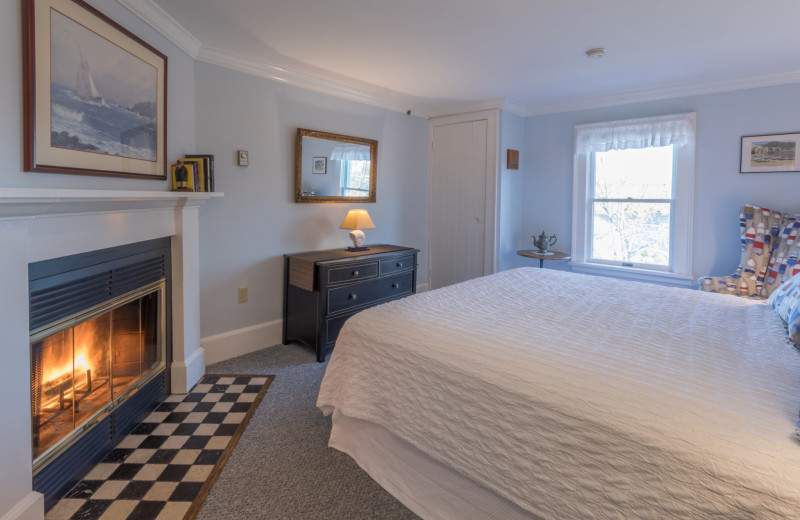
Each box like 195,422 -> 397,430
762,213 -> 800,297
768,270 -> 800,347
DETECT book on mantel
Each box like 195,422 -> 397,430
183,154 -> 215,192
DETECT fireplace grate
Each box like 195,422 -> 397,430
30,249 -> 166,331
114,256 -> 165,296
29,274 -> 111,331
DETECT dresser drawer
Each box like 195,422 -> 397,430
381,254 -> 415,276
327,271 -> 414,314
327,261 -> 378,284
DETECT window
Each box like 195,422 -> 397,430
340,160 -> 371,197
572,113 -> 696,285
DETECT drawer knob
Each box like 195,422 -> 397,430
352,270 -> 359,276
348,293 -> 358,300
396,262 -> 403,267
392,283 -> 400,288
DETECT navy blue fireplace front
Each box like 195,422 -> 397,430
28,238 -> 172,509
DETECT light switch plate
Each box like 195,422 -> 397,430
237,150 -> 249,166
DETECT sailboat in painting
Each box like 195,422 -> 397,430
49,9 -> 158,161
76,50 -> 104,105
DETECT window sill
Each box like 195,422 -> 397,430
569,261 -> 695,288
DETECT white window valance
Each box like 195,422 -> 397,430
330,144 -> 371,161
575,113 -> 696,153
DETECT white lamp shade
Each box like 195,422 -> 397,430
339,209 -> 376,230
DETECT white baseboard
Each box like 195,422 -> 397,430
0,492 -> 43,520
200,286 -> 428,367
202,319 -> 283,366
200,284 -> 428,367
170,347 -> 206,394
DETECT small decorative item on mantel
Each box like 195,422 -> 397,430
532,230 -> 557,254
171,160 -> 197,191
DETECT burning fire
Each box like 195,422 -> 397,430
32,289 -> 160,461
74,353 -> 89,373
43,350 -> 90,387
39,319 -> 105,411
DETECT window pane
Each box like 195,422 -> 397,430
592,202 -> 671,266
594,146 -> 673,199
340,160 -> 371,197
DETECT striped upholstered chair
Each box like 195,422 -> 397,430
700,204 -> 800,298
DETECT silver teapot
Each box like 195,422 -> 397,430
533,230 -> 557,253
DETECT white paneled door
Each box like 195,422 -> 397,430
429,118 -> 489,290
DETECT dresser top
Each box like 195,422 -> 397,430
286,245 -> 418,291
284,244 -> 415,264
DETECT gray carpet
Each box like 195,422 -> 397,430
196,344 -> 419,520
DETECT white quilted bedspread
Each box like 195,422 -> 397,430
317,268 -> 800,519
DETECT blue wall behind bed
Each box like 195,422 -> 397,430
520,82 -> 800,285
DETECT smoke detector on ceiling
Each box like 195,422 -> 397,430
585,48 -> 607,59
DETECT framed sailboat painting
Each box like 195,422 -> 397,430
23,0 -> 167,179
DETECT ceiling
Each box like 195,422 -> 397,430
126,0 -> 800,116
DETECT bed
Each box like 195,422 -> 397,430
316,268 -> 800,519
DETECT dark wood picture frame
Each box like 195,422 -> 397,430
23,0 -> 168,179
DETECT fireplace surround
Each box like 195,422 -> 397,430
0,188 -> 219,520
28,238 -> 171,506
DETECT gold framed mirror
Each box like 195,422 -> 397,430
295,128 -> 377,203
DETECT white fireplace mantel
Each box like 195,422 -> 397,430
0,187 -> 222,520
0,187 -> 221,218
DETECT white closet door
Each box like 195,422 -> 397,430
429,118 -> 488,290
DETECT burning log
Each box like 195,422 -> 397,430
42,372 -> 72,411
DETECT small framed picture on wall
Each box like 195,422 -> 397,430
741,132 -> 800,173
312,156 -> 327,174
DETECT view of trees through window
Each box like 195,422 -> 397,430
591,145 -> 674,267
341,160 -> 370,197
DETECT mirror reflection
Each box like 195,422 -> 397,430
295,129 -> 377,203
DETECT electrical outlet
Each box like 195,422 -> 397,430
237,287 -> 248,303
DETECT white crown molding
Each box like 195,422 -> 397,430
117,0 -> 433,117
527,70 -> 800,116
429,98 -> 506,119
428,98 -> 528,119
118,0 -> 800,120
196,45 -> 433,118
501,99 -> 526,117
117,0 -> 202,58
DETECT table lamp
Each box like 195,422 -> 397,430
340,209 -> 375,251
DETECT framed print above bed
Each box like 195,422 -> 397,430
23,0 -> 168,179
740,132 -> 800,173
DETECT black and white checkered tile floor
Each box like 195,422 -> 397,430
46,375 -> 272,520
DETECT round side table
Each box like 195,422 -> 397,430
517,249 -> 571,268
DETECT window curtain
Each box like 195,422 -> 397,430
330,144 -> 370,161
575,113 -> 696,153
